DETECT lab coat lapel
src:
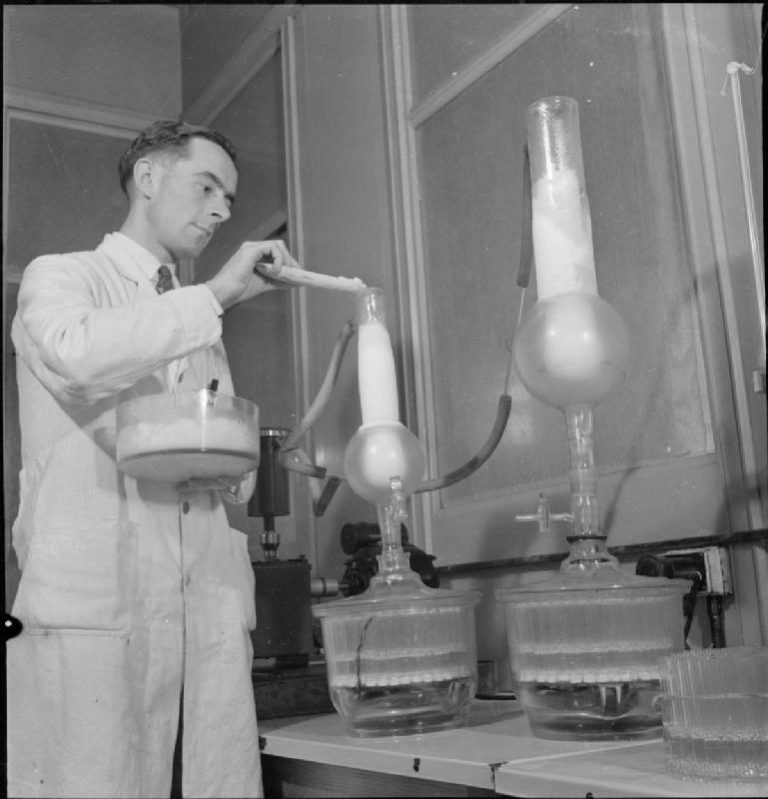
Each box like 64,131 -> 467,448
98,234 -> 157,298
99,234 -> 190,392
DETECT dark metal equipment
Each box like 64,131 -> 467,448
247,427 -> 338,719
251,557 -> 314,666
248,427 -> 291,561
339,521 -> 439,596
248,428 -> 314,666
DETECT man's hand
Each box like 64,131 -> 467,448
177,470 -> 257,504
177,476 -> 240,493
205,240 -> 300,311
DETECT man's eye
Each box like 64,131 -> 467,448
198,182 -> 213,194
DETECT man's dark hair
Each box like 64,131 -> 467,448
118,120 -> 237,196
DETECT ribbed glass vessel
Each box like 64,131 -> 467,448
314,480 -> 479,738
315,590 -> 479,737
496,553 -> 689,741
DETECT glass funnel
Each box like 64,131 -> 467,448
499,97 -> 689,740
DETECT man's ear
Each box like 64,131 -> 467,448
132,157 -> 157,200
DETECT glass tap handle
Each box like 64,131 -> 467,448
515,492 -> 574,533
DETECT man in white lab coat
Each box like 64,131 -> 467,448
6,120 -> 299,798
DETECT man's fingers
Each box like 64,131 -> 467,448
264,240 -> 300,270
177,476 -> 239,493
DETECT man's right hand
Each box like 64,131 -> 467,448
205,239 -> 301,311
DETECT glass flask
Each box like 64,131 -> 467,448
342,288 -> 426,502
315,288 -> 480,737
500,97 -> 689,740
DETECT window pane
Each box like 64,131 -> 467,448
414,4 -> 712,508
5,120 -> 128,271
408,3 -> 540,105
194,52 -> 286,282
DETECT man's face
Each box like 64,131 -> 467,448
146,137 -> 238,262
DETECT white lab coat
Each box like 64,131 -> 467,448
7,233 -> 262,798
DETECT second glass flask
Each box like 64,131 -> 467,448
314,289 -> 480,737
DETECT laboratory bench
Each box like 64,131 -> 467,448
258,699 -> 767,798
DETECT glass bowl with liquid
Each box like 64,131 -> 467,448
496,563 -> 689,741
116,390 -> 260,483
659,647 -> 768,783
314,575 -> 480,738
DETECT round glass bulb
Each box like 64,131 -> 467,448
344,421 -> 426,503
512,291 -> 630,409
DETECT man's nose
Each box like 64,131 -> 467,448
211,194 -> 232,223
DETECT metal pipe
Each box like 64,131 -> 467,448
436,528 -> 768,576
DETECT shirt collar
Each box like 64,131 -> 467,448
106,231 -> 177,282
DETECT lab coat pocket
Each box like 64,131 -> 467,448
229,528 -> 257,632
13,519 -> 138,632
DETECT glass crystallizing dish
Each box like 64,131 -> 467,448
661,646 -> 768,698
116,390 -> 260,483
495,548 -> 689,741
314,579 -> 479,738
658,647 -> 768,783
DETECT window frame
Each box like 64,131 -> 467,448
380,3 -> 765,565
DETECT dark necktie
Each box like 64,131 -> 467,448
156,264 -> 174,294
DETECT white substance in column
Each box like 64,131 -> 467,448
358,319 -> 400,425
532,168 -> 598,299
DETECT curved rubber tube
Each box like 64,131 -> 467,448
414,394 -> 512,493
